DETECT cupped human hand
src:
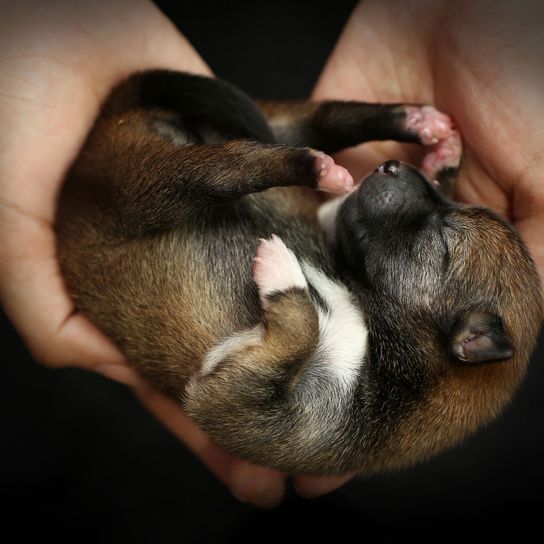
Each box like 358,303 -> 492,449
313,0 -> 544,278
296,0 -> 544,500
0,0 -> 353,509
0,0 -> 210,370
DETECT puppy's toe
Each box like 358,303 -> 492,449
312,151 -> 354,194
252,235 -> 307,307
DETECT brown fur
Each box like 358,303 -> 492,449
56,70 -> 543,475
366,209 -> 542,473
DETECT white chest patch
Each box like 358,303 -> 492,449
302,262 -> 368,392
317,195 -> 347,244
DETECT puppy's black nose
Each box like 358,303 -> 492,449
376,160 -> 400,176
359,159 -> 442,217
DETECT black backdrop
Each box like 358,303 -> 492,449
2,1 -> 543,541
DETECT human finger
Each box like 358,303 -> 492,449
135,387 -> 287,509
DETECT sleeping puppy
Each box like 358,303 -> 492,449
56,70 -> 543,475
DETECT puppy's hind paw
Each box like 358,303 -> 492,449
252,235 -> 307,308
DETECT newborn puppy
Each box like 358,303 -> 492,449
56,70 -> 543,475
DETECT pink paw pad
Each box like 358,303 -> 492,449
422,131 -> 462,181
405,106 -> 454,145
312,151 -> 354,194
252,235 -> 307,308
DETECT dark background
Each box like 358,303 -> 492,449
2,1 -> 543,541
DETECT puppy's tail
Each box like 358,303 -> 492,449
103,69 -> 275,143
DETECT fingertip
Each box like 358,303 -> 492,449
293,472 -> 354,499
230,462 -> 287,510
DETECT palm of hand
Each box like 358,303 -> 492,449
2,0 -> 542,509
313,0 -> 544,274
0,0 -> 348,508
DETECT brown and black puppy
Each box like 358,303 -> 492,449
56,70 -> 543,476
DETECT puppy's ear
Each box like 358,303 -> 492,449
449,311 -> 515,364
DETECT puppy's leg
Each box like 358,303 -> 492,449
72,112 -> 353,236
185,236 -> 320,459
199,235 -> 318,382
258,100 -> 461,196
257,101 -> 454,151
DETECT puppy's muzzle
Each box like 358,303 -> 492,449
357,160 -> 445,219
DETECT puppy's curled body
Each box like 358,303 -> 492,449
56,71 -> 543,475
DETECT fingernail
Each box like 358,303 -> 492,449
231,466 -> 285,509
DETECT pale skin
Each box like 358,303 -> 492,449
1,0 -> 543,509
0,0 -> 263,509
0,0 -> 348,509
313,0 -> 544,277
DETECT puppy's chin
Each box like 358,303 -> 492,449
317,193 -> 349,244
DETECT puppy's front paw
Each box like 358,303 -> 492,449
403,106 -> 462,190
252,235 -> 307,308
404,105 -> 454,145
422,130 -> 462,181
312,150 -> 354,194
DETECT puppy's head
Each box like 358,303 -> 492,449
333,160 -> 543,471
